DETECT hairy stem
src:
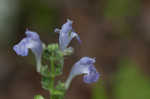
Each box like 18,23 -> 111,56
50,58 -> 55,99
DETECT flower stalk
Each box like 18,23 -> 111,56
49,57 -> 55,99
13,19 -> 100,99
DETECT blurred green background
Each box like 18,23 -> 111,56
0,0 -> 150,99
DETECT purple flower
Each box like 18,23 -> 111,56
83,65 -> 100,83
13,29 -> 43,72
54,19 -> 81,51
65,57 -> 100,89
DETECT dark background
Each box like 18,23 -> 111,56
0,0 -> 150,99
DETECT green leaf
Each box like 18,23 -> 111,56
40,65 -> 51,77
34,94 -> 45,99
63,47 -> 74,56
55,81 -> 65,91
41,76 -> 51,90
53,81 -> 65,95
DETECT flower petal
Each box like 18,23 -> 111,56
54,28 -> 60,33
25,29 -> 40,39
71,32 -> 81,44
61,19 -> 73,34
13,29 -> 43,72
83,65 -> 100,83
65,57 -> 99,89
55,19 -> 81,51
13,38 -> 29,56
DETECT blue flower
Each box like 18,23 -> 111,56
13,29 -> 43,72
54,19 -> 81,51
65,57 -> 100,89
83,65 -> 100,83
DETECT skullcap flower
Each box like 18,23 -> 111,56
65,57 -> 100,89
13,29 -> 43,72
54,19 -> 81,51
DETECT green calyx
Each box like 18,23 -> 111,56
42,43 -> 64,76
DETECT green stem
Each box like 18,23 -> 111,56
50,58 -> 55,99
